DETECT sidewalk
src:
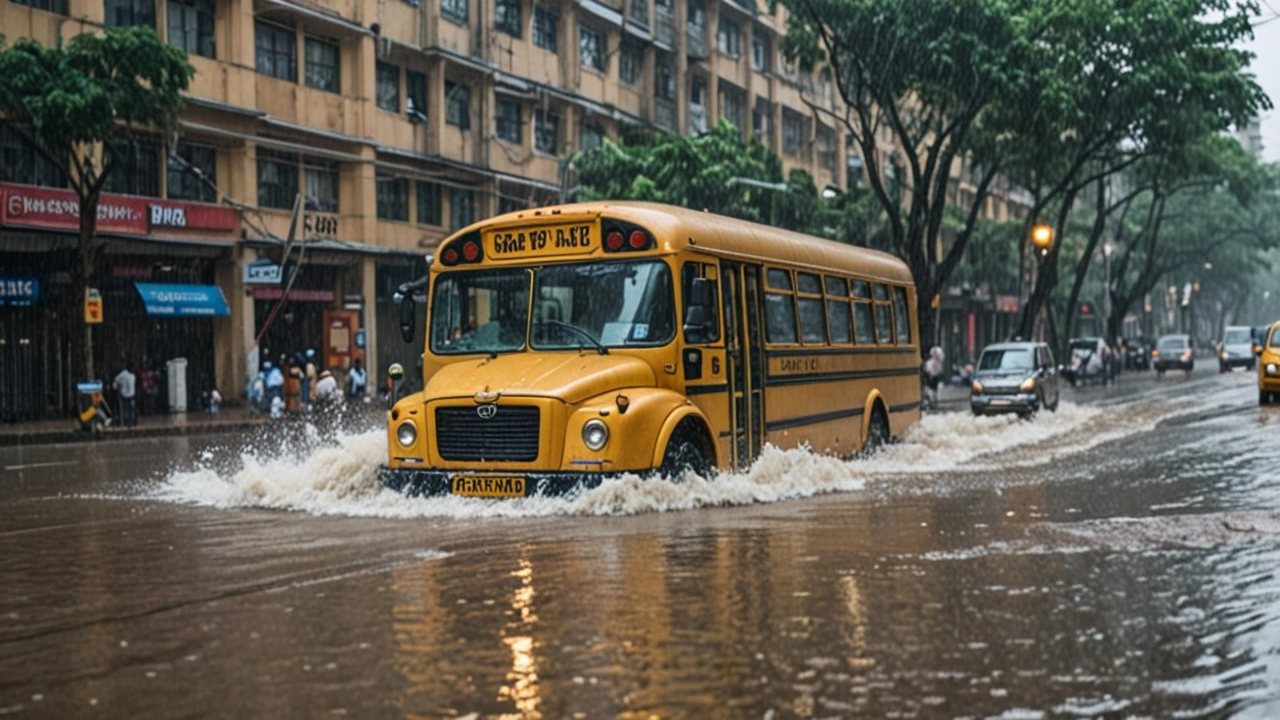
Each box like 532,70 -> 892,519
0,404 -> 269,447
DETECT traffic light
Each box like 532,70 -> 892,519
1079,302 -> 1095,316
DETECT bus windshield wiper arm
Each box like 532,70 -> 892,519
541,319 -> 609,355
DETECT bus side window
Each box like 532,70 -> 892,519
872,283 -> 893,344
764,268 -> 798,344
851,280 -> 874,344
681,262 -> 721,343
825,276 -> 851,344
796,272 -> 826,344
892,286 -> 912,344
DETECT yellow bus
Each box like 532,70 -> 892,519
381,201 -> 921,497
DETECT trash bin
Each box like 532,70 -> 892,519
166,358 -> 188,412
76,381 -> 110,432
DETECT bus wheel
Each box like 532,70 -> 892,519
659,420 -> 712,480
863,407 -> 889,456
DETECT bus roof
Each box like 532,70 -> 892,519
450,200 -> 915,286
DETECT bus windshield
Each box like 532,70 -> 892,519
430,259 -> 675,355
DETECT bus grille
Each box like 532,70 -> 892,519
435,405 -> 540,461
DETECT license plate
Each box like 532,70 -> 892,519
990,399 -> 1011,406
451,476 -> 527,498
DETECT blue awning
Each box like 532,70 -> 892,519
134,283 -> 230,317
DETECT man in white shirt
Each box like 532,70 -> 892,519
113,364 -> 137,426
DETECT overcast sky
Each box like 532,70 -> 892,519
1242,10 -> 1280,163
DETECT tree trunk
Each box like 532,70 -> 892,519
78,191 -> 100,382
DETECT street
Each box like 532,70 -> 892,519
2,364 -> 1278,718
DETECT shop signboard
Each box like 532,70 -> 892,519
0,183 -> 237,235
251,287 -> 335,302
0,275 -> 40,307
244,260 -> 284,285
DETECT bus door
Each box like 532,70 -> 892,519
721,262 -> 765,469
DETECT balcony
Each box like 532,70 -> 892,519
686,26 -> 709,60
654,97 -> 677,132
655,5 -> 675,49
689,104 -> 708,135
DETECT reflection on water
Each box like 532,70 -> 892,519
499,557 -> 541,718
129,382 -> 1280,717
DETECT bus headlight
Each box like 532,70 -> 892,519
1019,377 -> 1037,392
582,419 -> 609,451
396,421 -> 418,447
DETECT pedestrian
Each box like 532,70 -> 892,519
922,345 -> 944,409
314,369 -> 342,407
208,388 -> 222,414
113,363 -> 138,426
264,360 -> 284,401
286,356 -> 303,413
303,348 -> 319,406
347,357 -> 367,400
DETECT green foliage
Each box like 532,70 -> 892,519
0,27 -> 195,190
0,27 -> 194,382
569,119 -> 885,245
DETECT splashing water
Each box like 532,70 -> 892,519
150,398 -> 1184,518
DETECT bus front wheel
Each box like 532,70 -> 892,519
659,420 -> 712,480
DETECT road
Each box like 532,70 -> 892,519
1,364 -> 1278,718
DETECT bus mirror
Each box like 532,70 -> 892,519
683,277 -> 714,342
398,295 -> 416,343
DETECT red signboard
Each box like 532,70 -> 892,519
251,287 -> 336,302
0,183 -> 238,235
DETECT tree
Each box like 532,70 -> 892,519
1006,0 -> 1270,342
568,119 -> 885,244
0,27 -> 194,382
775,0 -> 1048,355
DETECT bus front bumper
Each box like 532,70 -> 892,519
378,466 -> 619,498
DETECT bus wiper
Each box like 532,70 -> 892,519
540,319 -> 609,355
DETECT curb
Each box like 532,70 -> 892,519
0,418 -> 269,448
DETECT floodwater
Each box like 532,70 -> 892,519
1,367 -> 1278,718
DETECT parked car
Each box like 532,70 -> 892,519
970,341 -> 1060,418
1258,321 -> 1280,405
1152,334 -> 1194,377
1217,325 -> 1256,373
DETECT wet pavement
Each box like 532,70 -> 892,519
1,365 -> 1278,718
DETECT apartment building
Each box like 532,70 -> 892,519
0,0 -> 859,420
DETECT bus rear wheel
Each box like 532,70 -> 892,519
659,420 -> 712,480
863,407 -> 889,456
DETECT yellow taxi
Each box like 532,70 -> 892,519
1256,321 -> 1280,405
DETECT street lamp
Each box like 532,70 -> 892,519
1030,224 -> 1054,256
1102,243 -> 1113,341
1017,223 -> 1055,340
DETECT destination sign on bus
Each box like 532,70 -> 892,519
484,223 -> 596,259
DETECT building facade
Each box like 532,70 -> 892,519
2,0 -> 866,420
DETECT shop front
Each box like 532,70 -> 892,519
0,183 -> 239,421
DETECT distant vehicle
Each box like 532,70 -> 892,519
1258,321 -> 1280,405
1124,337 -> 1151,370
1063,337 -> 1107,387
1152,334 -> 1194,377
1217,325 -> 1256,373
970,341 -> 1060,418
